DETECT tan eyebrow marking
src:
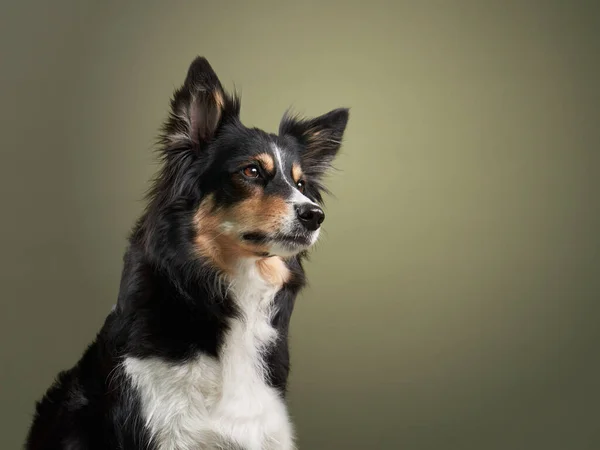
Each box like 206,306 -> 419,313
291,162 -> 303,183
254,153 -> 275,173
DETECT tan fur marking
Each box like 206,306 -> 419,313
194,195 -> 270,275
256,257 -> 290,286
194,192 -> 291,278
254,153 -> 275,173
213,90 -> 225,109
291,163 -> 303,183
306,129 -> 322,142
229,194 -> 288,234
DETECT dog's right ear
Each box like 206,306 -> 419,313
161,56 -> 238,149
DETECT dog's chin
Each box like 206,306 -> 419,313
241,230 -> 319,258
266,240 -> 311,258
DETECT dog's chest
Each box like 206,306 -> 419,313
124,265 -> 293,450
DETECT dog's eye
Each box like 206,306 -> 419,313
242,165 -> 260,179
296,180 -> 305,192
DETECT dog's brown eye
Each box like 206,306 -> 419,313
242,165 -> 260,178
297,180 -> 305,192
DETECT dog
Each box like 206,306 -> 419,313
25,56 -> 349,450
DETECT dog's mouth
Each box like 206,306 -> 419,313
241,232 -> 269,244
241,231 -> 312,249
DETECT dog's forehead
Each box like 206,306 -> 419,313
233,128 -> 301,167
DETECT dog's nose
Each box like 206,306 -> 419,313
295,203 -> 325,231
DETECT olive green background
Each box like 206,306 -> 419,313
1,1 -> 599,448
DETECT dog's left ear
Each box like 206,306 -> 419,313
279,108 -> 350,176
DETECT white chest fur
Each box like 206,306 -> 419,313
124,260 -> 295,450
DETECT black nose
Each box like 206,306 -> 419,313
295,203 -> 325,231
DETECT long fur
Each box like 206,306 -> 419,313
25,56 -> 349,450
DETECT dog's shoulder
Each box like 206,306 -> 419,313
25,311 -> 149,450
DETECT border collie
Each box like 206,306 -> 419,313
25,56 -> 349,450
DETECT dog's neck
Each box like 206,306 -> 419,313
113,241 -> 302,360
121,256 -> 295,450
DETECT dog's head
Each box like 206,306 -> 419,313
145,57 -> 349,275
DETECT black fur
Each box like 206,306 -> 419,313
25,56 -> 349,450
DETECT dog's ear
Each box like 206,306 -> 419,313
162,56 -> 238,149
279,108 -> 350,176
